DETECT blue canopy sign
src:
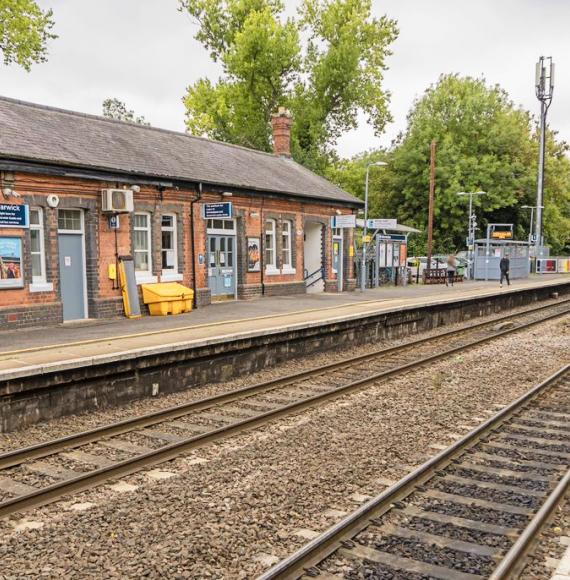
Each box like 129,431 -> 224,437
202,202 -> 232,219
0,204 -> 29,228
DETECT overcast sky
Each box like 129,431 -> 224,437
1,0 -> 568,159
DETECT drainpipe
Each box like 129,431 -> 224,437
190,183 -> 202,307
260,198 -> 265,295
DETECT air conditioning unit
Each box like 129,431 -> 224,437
101,189 -> 134,213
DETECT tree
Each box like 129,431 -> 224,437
0,0 -> 56,70
180,0 -> 397,172
326,75 -> 570,255
102,98 -> 150,126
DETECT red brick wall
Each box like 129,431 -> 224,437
0,171 -> 357,327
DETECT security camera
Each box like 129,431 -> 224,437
2,187 -> 12,198
131,185 -> 141,193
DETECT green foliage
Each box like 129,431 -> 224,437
0,0 -> 56,71
180,0 -> 397,170
328,75 -> 570,255
102,98 -> 150,126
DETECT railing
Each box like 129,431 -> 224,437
304,267 -> 324,288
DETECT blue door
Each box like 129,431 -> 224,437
207,235 -> 235,297
58,210 -> 86,320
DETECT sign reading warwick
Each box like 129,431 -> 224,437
0,204 -> 29,228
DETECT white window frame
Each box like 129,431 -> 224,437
281,220 -> 295,274
29,207 -> 53,292
265,218 -> 278,273
206,218 -> 236,235
133,212 -> 156,284
160,213 -> 182,281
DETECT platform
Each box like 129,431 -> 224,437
1,275 -> 568,382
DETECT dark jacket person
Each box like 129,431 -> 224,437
499,255 -> 510,287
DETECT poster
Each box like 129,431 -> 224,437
247,237 -> 261,272
0,237 -> 23,288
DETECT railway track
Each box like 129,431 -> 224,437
0,298 -> 568,521
258,364 -> 570,580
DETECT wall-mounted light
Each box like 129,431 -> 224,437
222,191 -> 233,197
131,185 -> 141,193
2,187 -> 21,199
335,209 -> 342,215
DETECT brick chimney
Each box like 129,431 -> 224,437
271,107 -> 293,157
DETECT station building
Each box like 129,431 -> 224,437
0,98 -> 362,328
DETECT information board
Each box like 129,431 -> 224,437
331,214 -> 356,228
367,218 -> 397,229
0,204 -> 29,228
202,202 -> 232,219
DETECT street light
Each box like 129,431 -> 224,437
457,191 -> 486,280
521,204 -> 544,246
361,161 -> 388,292
534,56 -> 554,257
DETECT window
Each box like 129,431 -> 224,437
133,212 -> 152,273
206,219 -> 236,234
57,209 -> 82,232
30,207 -> 46,283
265,219 -> 276,269
282,220 -> 292,269
161,214 -> 178,273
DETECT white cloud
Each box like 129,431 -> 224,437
1,0 -> 568,159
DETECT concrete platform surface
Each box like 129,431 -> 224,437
0,275 -> 568,381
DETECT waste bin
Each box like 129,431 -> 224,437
141,283 -> 194,316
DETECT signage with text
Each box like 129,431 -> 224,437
202,202 -> 233,219
367,218 -> 397,230
377,234 -> 406,241
330,214 -> 356,228
0,204 -> 29,228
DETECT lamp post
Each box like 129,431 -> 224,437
521,204 -> 544,245
361,161 -> 388,292
534,56 -> 554,258
457,191 -> 486,280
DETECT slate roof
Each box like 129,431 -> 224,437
0,96 -> 361,206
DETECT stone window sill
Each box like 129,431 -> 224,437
29,282 -> 54,293
160,272 -> 184,282
135,274 -> 158,285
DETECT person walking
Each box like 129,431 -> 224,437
500,254 -> 510,287
446,254 -> 456,287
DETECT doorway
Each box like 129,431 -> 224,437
332,232 -> 343,292
57,209 -> 87,321
304,222 -> 324,293
206,219 -> 236,299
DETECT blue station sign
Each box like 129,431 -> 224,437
0,204 -> 29,228
202,202 -> 233,219
377,234 -> 406,241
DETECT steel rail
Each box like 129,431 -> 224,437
1,298 -> 569,471
0,306 -> 568,520
257,363 -> 570,580
490,468 -> 570,579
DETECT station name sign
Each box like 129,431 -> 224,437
202,202 -> 233,219
377,234 -> 406,241
330,214 -> 356,228
367,218 -> 397,229
0,204 -> 29,228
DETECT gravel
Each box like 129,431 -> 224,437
415,499 -> 530,528
433,480 -> 543,510
0,312 -> 567,578
450,466 -> 551,492
370,534 -> 495,576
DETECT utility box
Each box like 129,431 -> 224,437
141,283 -> 194,316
